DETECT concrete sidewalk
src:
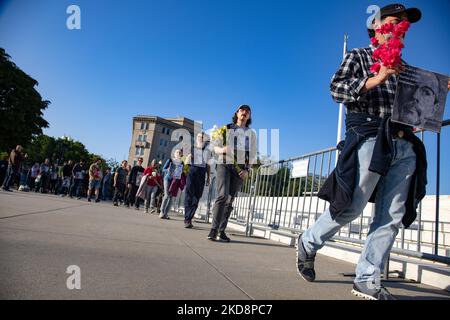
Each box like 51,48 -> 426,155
0,190 -> 449,300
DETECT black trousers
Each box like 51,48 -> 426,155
125,185 -> 139,207
113,183 -> 126,203
211,164 -> 242,233
184,166 -> 207,221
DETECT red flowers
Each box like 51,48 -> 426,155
370,20 -> 410,74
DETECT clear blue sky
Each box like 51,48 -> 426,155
1,0 -> 449,194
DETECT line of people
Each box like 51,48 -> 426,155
1,105 -> 255,242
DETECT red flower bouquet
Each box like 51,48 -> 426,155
370,20 -> 410,74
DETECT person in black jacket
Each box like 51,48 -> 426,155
125,157 -> 145,209
295,4 -> 448,301
70,160 -> 85,199
59,160 -> 73,196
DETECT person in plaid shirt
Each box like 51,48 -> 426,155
297,4 -> 450,300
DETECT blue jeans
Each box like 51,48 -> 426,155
159,177 -> 172,218
302,136 -> 416,285
145,185 -> 158,209
2,165 -> 18,190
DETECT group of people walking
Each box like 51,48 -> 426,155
0,105 -> 257,244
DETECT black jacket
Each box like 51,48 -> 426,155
317,113 -> 427,228
128,165 -> 144,185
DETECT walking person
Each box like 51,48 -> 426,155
137,160 -> 163,214
87,158 -> 103,202
125,157 -> 145,209
295,4 -> 443,300
207,105 -> 257,242
38,159 -> 51,193
183,132 -> 213,228
101,167 -> 112,201
159,149 -> 185,219
28,162 -> 40,192
2,145 -> 27,191
49,164 -> 58,194
60,160 -> 73,196
70,160 -> 85,199
112,160 -> 128,207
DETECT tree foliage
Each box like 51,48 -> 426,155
0,48 -> 50,152
25,135 -> 105,168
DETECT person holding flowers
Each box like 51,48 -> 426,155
296,4 -> 449,300
207,105 -> 257,242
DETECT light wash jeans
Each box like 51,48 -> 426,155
145,185 -> 158,210
302,136 -> 416,286
159,178 -> 172,218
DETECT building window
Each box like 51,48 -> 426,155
140,147 -> 145,156
162,127 -> 166,134
164,140 -> 168,147
160,139 -> 163,146
138,134 -> 142,142
143,135 -> 147,142
140,122 -> 145,130
135,147 -> 140,156
145,123 -> 149,130
166,128 -> 170,135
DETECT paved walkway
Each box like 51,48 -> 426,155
0,190 -> 449,300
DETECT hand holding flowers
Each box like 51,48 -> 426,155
370,20 -> 410,75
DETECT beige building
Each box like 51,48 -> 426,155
128,116 -> 196,167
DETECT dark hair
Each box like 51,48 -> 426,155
232,112 -> 252,127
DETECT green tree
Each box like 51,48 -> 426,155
25,135 -> 105,166
0,48 -> 50,153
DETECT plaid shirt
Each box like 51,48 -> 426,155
330,44 -> 400,118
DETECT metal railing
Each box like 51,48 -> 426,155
177,119 -> 450,265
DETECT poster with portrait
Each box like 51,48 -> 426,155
392,65 -> 449,133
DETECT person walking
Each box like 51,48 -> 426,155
159,149 -> 185,219
101,167 -> 112,201
70,160 -> 85,199
87,158 -> 103,202
28,162 -> 40,192
38,159 -> 51,193
295,4 -> 440,300
2,145 -> 27,191
112,160 -> 128,207
125,157 -> 144,209
183,132 -> 212,228
49,164 -> 59,194
140,160 -> 163,214
60,160 -> 73,196
207,105 -> 257,242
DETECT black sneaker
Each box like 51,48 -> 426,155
207,230 -> 218,241
296,234 -> 316,282
95,199 -> 100,203
351,282 -> 397,300
184,220 -> 193,229
88,198 -> 91,202
113,202 -> 118,206
218,232 -> 231,242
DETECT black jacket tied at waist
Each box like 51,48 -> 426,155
317,113 -> 427,228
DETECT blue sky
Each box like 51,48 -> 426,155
0,0 -> 449,194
